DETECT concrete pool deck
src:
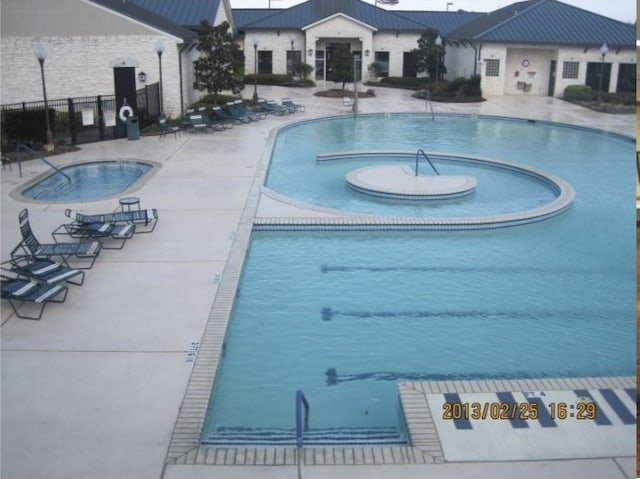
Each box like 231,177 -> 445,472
1,85 -> 636,479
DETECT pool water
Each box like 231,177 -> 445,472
265,115 -> 632,218
22,160 -> 152,202
202,115 -> 635,446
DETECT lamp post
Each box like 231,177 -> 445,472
32,40 -> 54,151
434,35 -> 443,92
155,39 -> 165,115
252,37 -> 259,103
598,42 -> 608,103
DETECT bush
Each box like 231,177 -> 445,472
563,84 -> 592,101
379,76 -> 428,90
244,73 -> 315,87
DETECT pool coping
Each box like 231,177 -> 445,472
8,157 -> 162,204
163,113 -> 635,469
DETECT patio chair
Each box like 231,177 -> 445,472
227,100 -> 264,121
186,113 -> 216,133
12,209 -> 101,269
256,99 -> 289,116
214,105 -> 250,124
197,107 -> 227,131
52,217 -> 136,250
1,275 -> 69,320
208,107 -> 234,129
65,207 -> 159,234
158,115 -> 181,138
2,257 -> 85,286
281,98 -> 305,112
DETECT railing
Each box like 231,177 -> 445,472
415,149 -> 440,176
425,89 -> 434,121
15,144 -> 71,181
295,390 -> 310,479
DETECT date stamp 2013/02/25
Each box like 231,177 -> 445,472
442,400 -> 597,421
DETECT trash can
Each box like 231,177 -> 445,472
126,116 -> 140,140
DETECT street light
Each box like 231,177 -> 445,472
434,35 -> 443,91
598,42 -> 608,103
155,39 -> 165,115
252,37 -> 259,103
32,40 -> 54,151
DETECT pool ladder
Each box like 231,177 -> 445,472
15,144 -> 71,181
415,149 -> 440,176
425,90 -> 435,121
295,390 -> 310,479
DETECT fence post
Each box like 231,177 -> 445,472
97,95 -> 105,141
68,98 -> 77,145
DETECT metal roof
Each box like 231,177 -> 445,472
127,0 -> 221,28
446,0 -> 635,47
393,11 -> 486,36
237,0 -> 426,31
89,0 -> 197,40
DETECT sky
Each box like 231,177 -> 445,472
229,0 -> 636,23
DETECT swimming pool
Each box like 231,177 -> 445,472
20,159 -> 154,202
201,114 -> 635,446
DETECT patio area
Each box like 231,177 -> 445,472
1,85 -> 635,479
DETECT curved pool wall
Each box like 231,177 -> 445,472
259,113 -> 633,230
13,158 -> 159,203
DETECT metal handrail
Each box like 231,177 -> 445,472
16,144 -> 71,181
425,89 -> 434,121
415,149 -> 440,176
295,390 -> 309,479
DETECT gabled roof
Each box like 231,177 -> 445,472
236,0 -> 426,31
88,0 -> 197,40
446,0 -> 635,48
126,0 -> 221,29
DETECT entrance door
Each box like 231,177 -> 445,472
326,43 -> 349,82
585,62 -> 611,93
403,51 -> 417,77
547,60 -> 556,96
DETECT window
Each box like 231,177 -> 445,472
286,50 -> 302,76
258,51 -> 272,74
485,59 -> 500,77
315,50 -> 325,80
562,61 -> 579,79
374,51 -> 389,77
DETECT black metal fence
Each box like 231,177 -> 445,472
1,82 -> 160,152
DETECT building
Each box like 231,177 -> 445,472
0,0 -> 635,116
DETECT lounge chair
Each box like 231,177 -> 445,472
197,107 -> 226,131
186,113 -> 217,133
65,207 -> 159,234
227,100 -> 264,121
12,209 -> 101,269
282,98 -> 305,112
2,257 -> 85,286
256,99 -> 289,116
214,105 -> 250,124
158,115 -> 181,138
1,275 -> 68,320
52,217 -> 136,250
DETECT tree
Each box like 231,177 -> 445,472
330,44 -> 354,90
193,20 -> 244,104
412,29 -> 446,83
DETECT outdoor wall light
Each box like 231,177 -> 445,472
138,71 -> 147,83
308,48 -> 313,56
364,49 -> 370,56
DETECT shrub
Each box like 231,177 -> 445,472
563,84 -> 592,101
244,73 -> 315,87
379,76 -> 427,90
